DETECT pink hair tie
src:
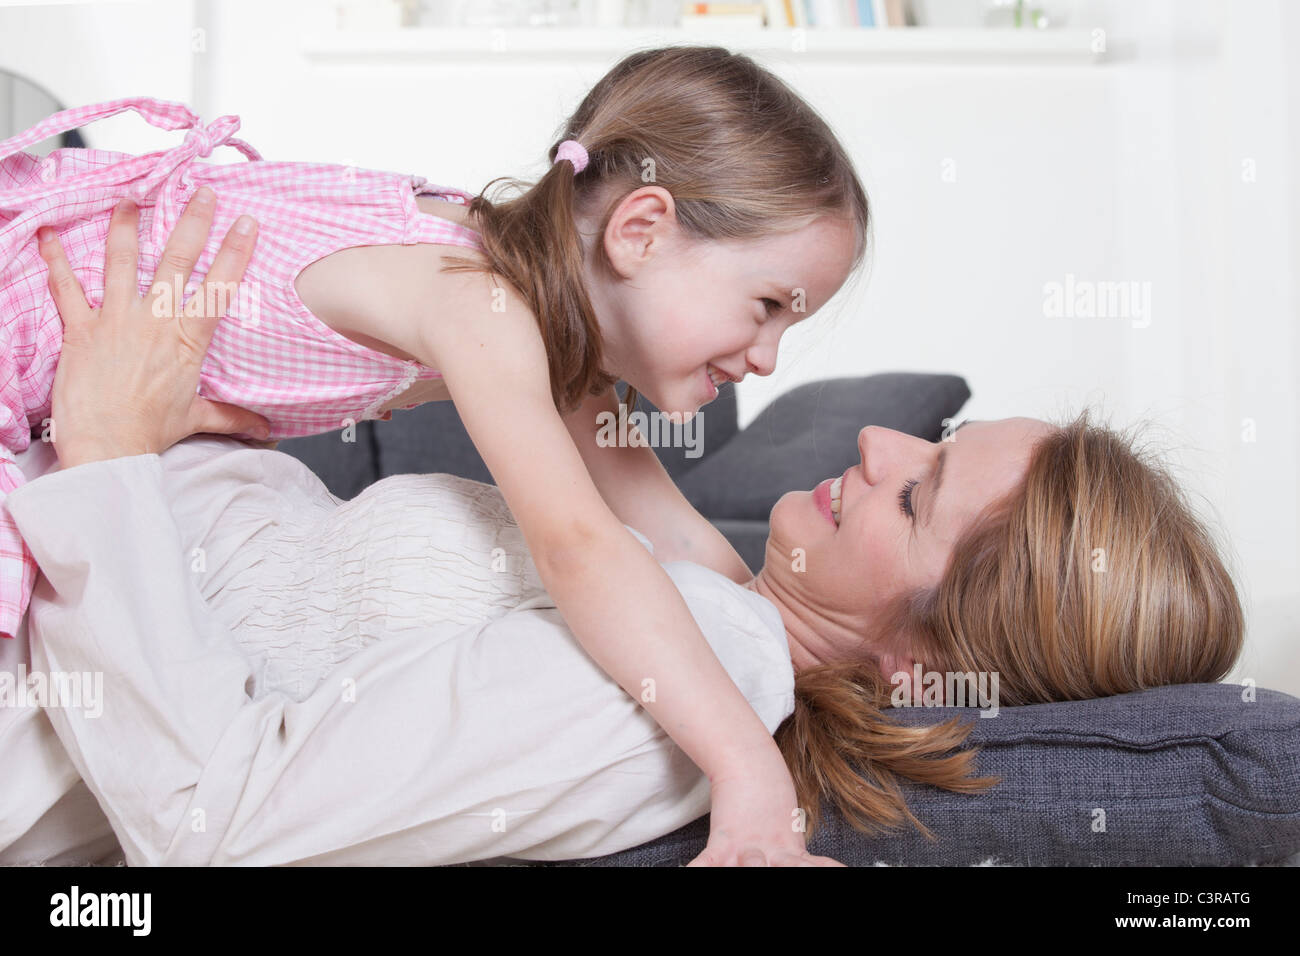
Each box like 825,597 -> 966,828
554,139 -> 589,175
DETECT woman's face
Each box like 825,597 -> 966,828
752,417 -> 1057,676
582,186 -> 858,417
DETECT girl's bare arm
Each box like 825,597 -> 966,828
559,385 -> 753,585
410,269 -> 801,854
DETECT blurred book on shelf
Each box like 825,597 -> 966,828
884,0 -> 910,26
914,0 -> 1070,29
412,0 -> 592,29
404,0 -> 918,30
680,3 -> 767,28
679,1 -> 915,28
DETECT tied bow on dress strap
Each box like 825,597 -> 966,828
0,95 -> 263,265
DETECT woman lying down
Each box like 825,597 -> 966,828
1,206 -> 1243,868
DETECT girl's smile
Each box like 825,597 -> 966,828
703,363 -> 742,402
574,185 -> 859,417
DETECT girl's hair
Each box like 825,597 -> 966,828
439,45 -> 871,414
774,409 -> 1246,841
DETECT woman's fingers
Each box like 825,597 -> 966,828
36,227 -> 94,329
188,397 -> 271,441
203,215 -> 257,294
151,185 -> 217,307
186,213 -> 258,335
179,213 -> 258,360
101,199 -> 141,316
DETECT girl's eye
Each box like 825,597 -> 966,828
898,478 -> 919,520
762,298 -> 782,316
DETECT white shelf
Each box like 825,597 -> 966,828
300,27 -> 1106,65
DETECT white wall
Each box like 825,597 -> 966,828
0,0 -> 195,152
3,0 -> 1295,694
1209,0 -> 1299,698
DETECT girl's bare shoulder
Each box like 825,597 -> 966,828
293,199 -> 526,366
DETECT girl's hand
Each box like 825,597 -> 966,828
37,188 -> 271,469
688,768 -> 846,867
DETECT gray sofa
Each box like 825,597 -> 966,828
278,372 -> 1300,866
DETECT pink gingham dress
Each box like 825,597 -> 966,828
0,97 -> 485,640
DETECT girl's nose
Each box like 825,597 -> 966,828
745,341 -> 777,378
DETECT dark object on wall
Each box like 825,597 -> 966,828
0,71 -> 86,152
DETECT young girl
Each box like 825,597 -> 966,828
3,46 -> 869,864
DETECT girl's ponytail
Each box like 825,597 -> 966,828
441,142 -> 617,414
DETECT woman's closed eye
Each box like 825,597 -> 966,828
898,478 -> 918,520
903,419 -> 971,525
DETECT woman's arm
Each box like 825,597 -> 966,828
559,385 -> 752,584
415,271 -> 838,867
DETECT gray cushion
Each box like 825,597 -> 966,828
372,399 -> 497,486
274,420 -> 380,501
516,682 -> 1300,866
676,373 -> 971,520
708,518 -> 769,575
615,381 -> 740,484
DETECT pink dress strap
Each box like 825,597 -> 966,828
412,179 -> 475,205
0,96 -> 262,265
408,177 -> 483,250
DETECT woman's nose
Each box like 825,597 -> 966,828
857,427 -> 876,483
857,425 -> 916,485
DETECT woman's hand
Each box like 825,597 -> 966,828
688,765 -> 846,867
36,186 -> 271,469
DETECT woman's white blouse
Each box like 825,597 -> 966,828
0,436 -> 795,865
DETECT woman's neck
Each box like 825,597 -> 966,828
740,571 -> 826,675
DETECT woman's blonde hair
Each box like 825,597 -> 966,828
440,45 -> 871,413
775,410 -> 1246,840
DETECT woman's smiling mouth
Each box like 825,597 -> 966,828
813,475 -> 844,528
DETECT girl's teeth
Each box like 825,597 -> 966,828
829,476 -> 842,525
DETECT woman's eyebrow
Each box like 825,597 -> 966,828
921,419 -> 973,528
